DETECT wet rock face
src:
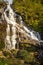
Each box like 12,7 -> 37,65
0,21 -> 7,41
40,33 -> 43,40
38,52 -> 43,63
0,13 -> 2,19
0,8 -> 7,40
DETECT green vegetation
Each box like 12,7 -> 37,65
0,0 -> 6,8
17,50 -> 35,62
0,42 -> 41,65
12,0 -> 43,34
0,58 -> 8,65
0,0 -> 43,65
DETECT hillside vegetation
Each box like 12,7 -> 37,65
12,0 -> 43,39
0,0 -> 43,65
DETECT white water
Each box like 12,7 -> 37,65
3,3 -> 41,50
4,4 -> 17,50
19,16 -> 41,41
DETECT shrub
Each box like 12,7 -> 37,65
0,58 -> 8,65
17,50 -> 35,63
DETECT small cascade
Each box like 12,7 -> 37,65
30,31 -> 39,40
19,16 -> 23,25
19,16 -> 41,41
4,3 -> 17,50
36,32 -> 41,40
3,3 -> 41,50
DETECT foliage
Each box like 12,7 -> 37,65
12,0 -> 43,33
0,0 -> 43,65
17,50 -> 35,63
0,0 -> 6,8
0,46 -> 40,65
0,58 -> 8,65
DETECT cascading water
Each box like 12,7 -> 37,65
3,3 -> 41,50
4,3 -> 17,50
19,15 -> 41,41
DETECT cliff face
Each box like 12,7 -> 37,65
0,8 -> 6,41
0,21 -> 6,41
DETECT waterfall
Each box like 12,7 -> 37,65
4,3 -> 17,50
19,16 -> 41,41
36,32 -> 41,40
3,3 -> 41,50
19,16 -> 23,25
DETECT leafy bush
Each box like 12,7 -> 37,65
17,50 -> 35,63
12,0 -> 43,34
0,58 -> 8,65
17,50 -> 28,59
